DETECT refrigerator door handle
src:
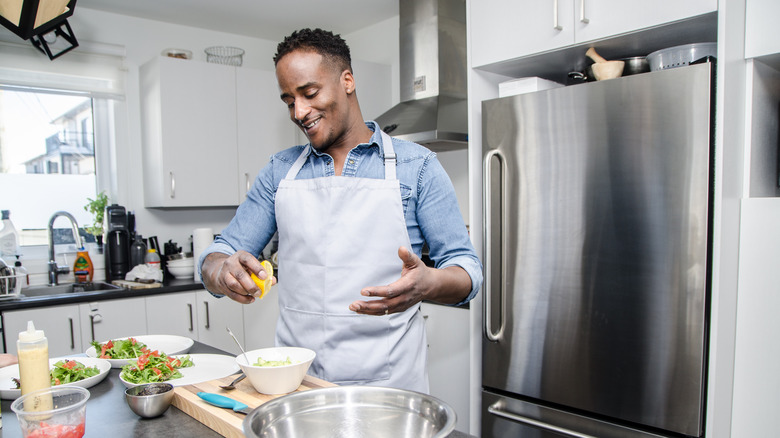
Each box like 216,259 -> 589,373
483,149 -> 506,342
488,403 -> 597,438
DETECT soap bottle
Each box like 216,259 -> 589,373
17,321 -> 53,412
73,248 -> 94,283
0,210 -> 19,258
13,258 -> 28,295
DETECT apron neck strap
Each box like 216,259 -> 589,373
380,131 -> 397,181
284,131 -> 398,180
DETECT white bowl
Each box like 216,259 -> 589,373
236,347 -> 316,395
166,257 -> 193,267
167,264 -> 194,279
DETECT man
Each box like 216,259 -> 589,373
200,28 -> 482,393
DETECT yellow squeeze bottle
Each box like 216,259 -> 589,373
17,321 -> 53,412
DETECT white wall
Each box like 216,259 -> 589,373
0,8 -> 400,257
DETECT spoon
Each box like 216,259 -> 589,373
226,326 -> 250,365
219,373 -> 246,391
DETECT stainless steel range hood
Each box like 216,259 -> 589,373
374,0 -> 467,148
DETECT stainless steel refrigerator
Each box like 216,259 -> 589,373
481,62 -> 713,438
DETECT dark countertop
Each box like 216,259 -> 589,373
0,341 -> 476,438
0,278 -> 205,312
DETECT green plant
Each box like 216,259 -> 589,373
84,192 -> 109,238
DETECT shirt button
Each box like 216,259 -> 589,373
348,159 -> 355,164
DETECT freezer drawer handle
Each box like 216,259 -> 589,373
488,404 -> 597,438
483,149 -> 506,342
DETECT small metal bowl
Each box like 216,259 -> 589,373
125,383 -> 174,418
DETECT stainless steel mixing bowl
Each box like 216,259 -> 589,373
243,386 -> 456,438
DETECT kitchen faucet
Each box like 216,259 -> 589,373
48,211 -> 83,286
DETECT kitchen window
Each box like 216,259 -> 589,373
0,88 -> 103,246
0,42 -> 126,251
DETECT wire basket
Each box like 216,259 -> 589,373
205,46 -> 245,66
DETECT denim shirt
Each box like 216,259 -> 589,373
200,121 -> 483,304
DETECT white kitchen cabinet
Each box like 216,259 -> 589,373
2,305 -> 83,357
79,298 -> 147,344
145,290 -> 246,354
140,56 -> 239,207
236,68 -> 296,201
745,0 -> 780,59
195,290 -> 246,354
470,0 -> 716,67
242,285 -> 280,351
421,303 -> 470,433
145,292 -> 199,338
731,199 -> 780,436
140,57 -> 296,207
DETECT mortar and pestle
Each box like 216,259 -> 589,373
585,47 -> 625,81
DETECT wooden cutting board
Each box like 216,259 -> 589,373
111,279 -> 162,289
172,373 -> 336,437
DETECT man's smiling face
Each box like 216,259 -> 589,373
276,49 -> 354,153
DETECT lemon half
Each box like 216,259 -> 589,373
250,260 -> 274,299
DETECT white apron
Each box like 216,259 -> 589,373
274,131 -> 429,393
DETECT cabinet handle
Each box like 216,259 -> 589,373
89,313 -> 102,342
553,0 -> 563,30
69,317 -> 75,349
170,171 -> 176,198
187,303 -> 194,332
245,173 -> 251,194
204,301 -> 210,329
579,0 -> 589,23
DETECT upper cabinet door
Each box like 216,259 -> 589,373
141,57 -> 239,207
745,0 -> 780,58
470,0 -> 575,68
574,0 -> 717,43
236,68 -> 296,201
469,0 -> 717,68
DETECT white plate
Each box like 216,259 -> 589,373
85,335 -> 194,368
0,357 -> 111,400
119,354 -> 239,388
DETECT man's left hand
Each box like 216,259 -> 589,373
349,246 -> 435,316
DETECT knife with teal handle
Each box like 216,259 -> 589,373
197,392 -> 252,415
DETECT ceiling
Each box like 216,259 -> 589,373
76,0 -> 398,42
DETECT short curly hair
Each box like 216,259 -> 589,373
274,28 -> 352,74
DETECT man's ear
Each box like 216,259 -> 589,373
342,70 -> 355,95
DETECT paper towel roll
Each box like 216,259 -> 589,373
192,227 -> 213,282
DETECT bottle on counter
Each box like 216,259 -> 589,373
0,210 -> 19,258
13,258 -> 28,294
145,248 -> 161,271
129,235 -> 147,270
17,321 -> 53,412
73,248 -> 94,284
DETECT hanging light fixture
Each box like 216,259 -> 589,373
0,0 -> 78,60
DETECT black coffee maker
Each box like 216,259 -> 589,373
104,204 -> 130,281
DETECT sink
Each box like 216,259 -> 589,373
20,282 -> 122,298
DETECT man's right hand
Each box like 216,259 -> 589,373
201,251 -> 276,304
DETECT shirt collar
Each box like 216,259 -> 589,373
306,120 -> 386,158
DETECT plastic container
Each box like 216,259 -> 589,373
17,321 -> 53,412
12,386 -> 89,438
145,249 -> 161,271
130,235 -> 148,270
73,248 -> 94,284
0,210 -> 19,258
646,42 -> 717,71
